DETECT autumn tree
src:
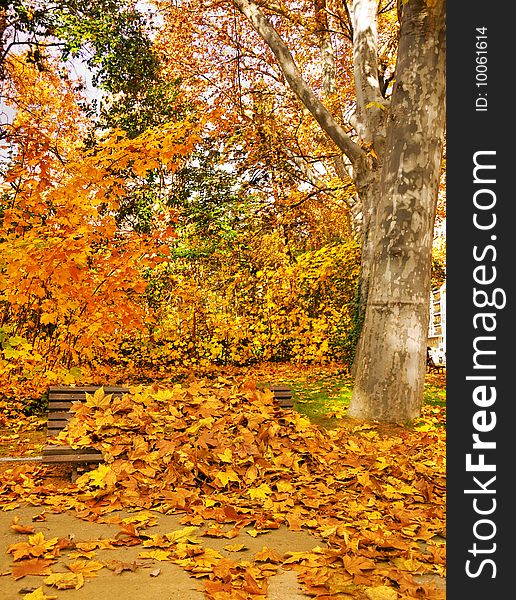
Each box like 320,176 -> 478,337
158,0 -> 445,422
0,53 -> 201,397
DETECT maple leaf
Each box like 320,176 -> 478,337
81,463 -> 117,489
23,587 -> 58,600
254,546 -> 283,563
142,534 -> 173,549
66,559 -> 104,578
85,388 -> 112,409
44,572 -> 85,590
11,558 -> 54,580
68,549 -> 97,559
8,532 -> 60,561
275,480 -> 294,493
75,539 -> 114,552
248,483 -> 272,501
165,526 -> 199,544
243,570 -> 267,595
104,559 -> 138,574
223,543 -> 247,552
120,511 -> 158,528
203,525 -> 241,539
246,529 -> 269,538
343,555 -> 376,576
214,468 -> 240,487
364,587 -> 398,600
31,512 -> 47,522
217,448 -> 233,463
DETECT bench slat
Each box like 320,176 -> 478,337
42,454 -> 104,464
42,445 -> 101,455
260,384 -> 293,407
48,388 -> 129,400
42,443 -> 103,464
47,419 -> 70,428
47,411 -> 73,419
47,402 -> 76,410
48,385 -> 129,394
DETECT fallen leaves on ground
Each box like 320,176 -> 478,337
0,375 -> 446,599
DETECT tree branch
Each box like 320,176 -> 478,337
349,0 -> 387,146
231,0 -> 364,165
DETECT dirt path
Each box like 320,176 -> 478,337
1,505 -> 318,599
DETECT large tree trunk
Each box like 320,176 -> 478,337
231,0 -> 445,422
348,0 -> 446,421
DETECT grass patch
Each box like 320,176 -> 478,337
423,383 -> 446,407
286,373 -> 353,429
278,372 -> 446,429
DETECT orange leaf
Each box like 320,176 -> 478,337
11,558 -> 54,580
254,547 -> 283,563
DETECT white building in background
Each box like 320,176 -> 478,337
428,281 -> 446,365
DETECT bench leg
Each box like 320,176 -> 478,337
71,466 -> 78,483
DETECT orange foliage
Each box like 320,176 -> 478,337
0,55 -> 200,399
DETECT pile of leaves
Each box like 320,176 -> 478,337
1,379 -> 445,599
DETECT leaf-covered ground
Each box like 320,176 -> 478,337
0,367 -> 446,599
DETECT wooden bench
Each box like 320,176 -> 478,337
426,350 -> 445,374
42,386 -> 129,472
42,383 -> 293,473
261,383 -> 294,408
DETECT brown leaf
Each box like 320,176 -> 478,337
343,555 -> 376,576
243,571 -> 267,595
104,560 -> 138,575
11,516 -> 36,535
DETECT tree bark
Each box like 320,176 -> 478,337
348,0 -> 446,421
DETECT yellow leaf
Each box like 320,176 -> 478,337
217,448 -> 233,463
214,468 -> 240,487
66,559 -> 104,578
165,526 -> 199,544
23,588 -> 58,600
84,464 -> 116,489
223,543 -> 246,552
44,572 -> 85,590
246,528 -> 269,538
138,549 -> 171,561
365,585 -> 398,600
85,388 -> 112,408
40,313 -> 57,325
248,483 -> 272,500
